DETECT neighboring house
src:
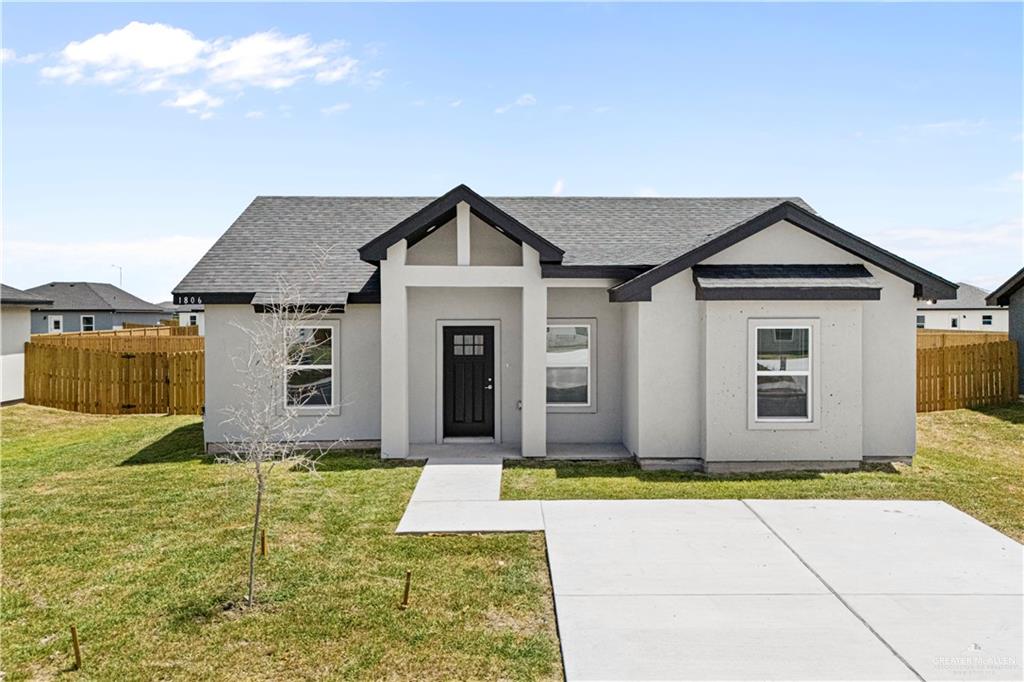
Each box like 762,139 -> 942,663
158,300 -> 206,335
25,282 -> 170,333
1,284 -> 52,403
986,267 -> 1024,395
174,184 -> 956,472
916,281 -> 1008,331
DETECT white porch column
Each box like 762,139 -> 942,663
520,244 -> 547,457
380,240 -> 409,458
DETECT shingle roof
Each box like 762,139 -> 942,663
918,282 -> 1000,310
174,195 -> 813,301
24,282 -> 165,313
1,283 -> 53,307
986,267 -> 1024,307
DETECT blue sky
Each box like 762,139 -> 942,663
2,2 -> 1022,302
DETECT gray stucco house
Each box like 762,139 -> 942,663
174,184 -> 956,472
986,267 -> 1024,394
25,282 -> 170,333
1,284 -> 52,403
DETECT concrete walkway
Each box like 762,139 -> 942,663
397,458 -> 1024,681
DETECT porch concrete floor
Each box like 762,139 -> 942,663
405,442 -> 630,461
396,458 -> 1024,681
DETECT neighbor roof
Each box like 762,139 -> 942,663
918,281 -> 999,310
1,283 -> 52,307
986,267 -> 1024,307
25,282 -> 164,313
174,186 -> 955,304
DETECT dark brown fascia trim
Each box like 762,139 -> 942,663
173,292 -> 255,305
986,266 -> 1024,306
541,264 -> 650,279
696,285 -> 882,301
358,184 -> 565,264
608,202 -> 958,303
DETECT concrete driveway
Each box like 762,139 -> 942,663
398,459 -> 1024,681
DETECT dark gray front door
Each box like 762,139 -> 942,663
443,326 -> 494,438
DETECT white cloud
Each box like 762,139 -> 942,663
39,21 -> 368,116
449,99 -> 462,108
907,119 -> 986,136
551,179 -> 565,196
315,56 -> 357,83
594,105 -> 611,114
495,92 -> 536,114
244,110 -> 265,119
868,220 -> 1022,262
1,48 -> 15,63
1011,171 -> 1023,183
163,89 -> 224,116
321,102 -> 351,115
632,186 -> 660,197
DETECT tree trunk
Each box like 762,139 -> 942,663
246,471 -> 266,607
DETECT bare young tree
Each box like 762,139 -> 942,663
217,251 -> 341,607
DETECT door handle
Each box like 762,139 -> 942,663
485,380 -> 494,390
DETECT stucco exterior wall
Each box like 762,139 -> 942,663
202,303 -> 381,445
627,219 -> 917,464
621,303 -> 640,454
1,306 -> 31,402
547,288 -> 623,443
407,287 -> 522,444
406,219 -> 457,265
1010,288 -> 1024,394
702,300 -> 863,463
470,215 -> 522,266
916,308 -> 1008,332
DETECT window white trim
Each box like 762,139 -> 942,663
282,319 -> 340,415
950,317 -> 959,329
80,315 -> 95,332
916,315 -> 925,329
747,318 -> 820,431
546,318 -> 597,413
48,315 -> 63,334
981,314 -> 993,326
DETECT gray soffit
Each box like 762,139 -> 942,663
23,282 -> 163,312
693,264 -> 882,301
986,267 -> 1024,307
610,202 -> 957,302
1,283 -> 53,307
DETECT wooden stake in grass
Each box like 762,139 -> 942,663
399,570 -> 412,610
260,528 -> 267,558
70,624 -> 82,670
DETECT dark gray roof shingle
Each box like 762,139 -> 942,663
1,283 -> 53,306
25,282 -> 165,313
174,195 -> 812,300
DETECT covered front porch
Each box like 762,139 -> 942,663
406,442 -> 631,461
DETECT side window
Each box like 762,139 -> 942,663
951,317 -> 959,329
916,315 -> 925,329
982,314 -> 992,326
81,315 -> 95,332
754,326 -> 811,422
284,325 -> 336,409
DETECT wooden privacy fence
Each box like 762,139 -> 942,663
24,344 -> 204,415
917,330 -> 1009,349
31,327 -> 202,353
917,340 -> 1019,412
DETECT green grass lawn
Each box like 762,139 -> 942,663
3,403 -> 1022,679
0,406 -> 559,681
503,403 -> 1024,543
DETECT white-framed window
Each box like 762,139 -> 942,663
916,315 -> 925,329
48,315 -> 63,333
753,324 -> 812,422
951,317 -> 959,329
546,321 -> 593,408
284,323 -> 338,410
982,314 -> 993,326
188,314 -> 198,326
80,315 -> 95,332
